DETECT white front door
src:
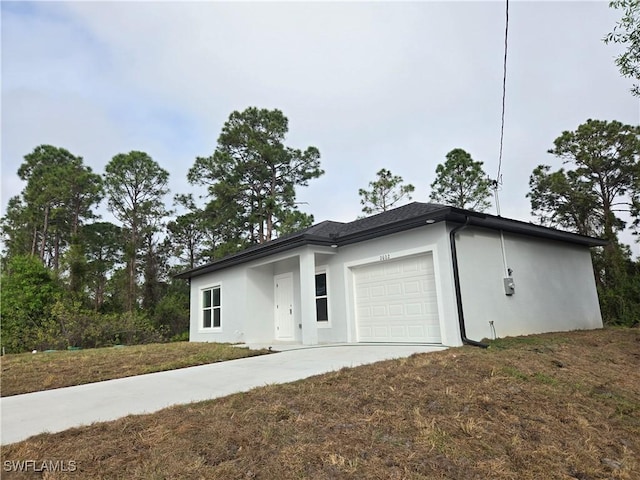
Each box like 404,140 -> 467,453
274,273 -> 295,340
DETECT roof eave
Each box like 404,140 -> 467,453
174,204 -> 607,280
443,209 -> 608,247
174,233 -> 335,279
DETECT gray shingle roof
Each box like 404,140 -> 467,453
334,203 -> 448,236
293,203 -> 449,239
175,202 -> 606,279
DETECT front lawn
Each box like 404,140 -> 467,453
0,342 -> 271,397
2,328 -> 639,479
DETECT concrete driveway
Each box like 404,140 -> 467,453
0,344 -> 445,445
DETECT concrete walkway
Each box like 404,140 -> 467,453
1,344 -> 445,445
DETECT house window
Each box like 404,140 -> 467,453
315,272 -> 328,322
202,286 -> 221,328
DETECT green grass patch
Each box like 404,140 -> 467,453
501,365 -> 529,381
532,372 -> 559,386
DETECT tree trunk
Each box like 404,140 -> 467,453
129,250 -> 136,313
265,214 -> 273,242
53,231 -> 60,271
266,170 -> 277,241
72,202 -> 80,238
128,221 -> 138,313
40,205 -> 49,262
31,227 -> 38,256
189,238 -> 195,269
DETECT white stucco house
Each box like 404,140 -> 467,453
175,202 -> 605,347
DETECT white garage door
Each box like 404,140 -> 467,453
354,253 -> 441,343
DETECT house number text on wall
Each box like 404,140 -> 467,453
379,253 -> 391,261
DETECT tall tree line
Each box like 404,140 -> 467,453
528,119 -> 640,325
0,107 -> 324,353
1,110 -> 638,352
0,146 -> 181,352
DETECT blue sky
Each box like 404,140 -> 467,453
1,1 -> 638,253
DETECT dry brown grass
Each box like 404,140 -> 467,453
2,328 -> 639,479
0,342 -> 270,397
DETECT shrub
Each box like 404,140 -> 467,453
152,291 -> 189,338
0,255 -> 62,353
170,331 -> 190,342
51,301 -> 164,349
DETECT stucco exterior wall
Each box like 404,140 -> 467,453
324,223 -> 461,347
188,223 -> 461,346
189,266 -> 248,343
454,226 -> 603,341
189,252 -> 305,344
188,221 -> 602,347
246,263 -> 278,343
314,252 -> 346,344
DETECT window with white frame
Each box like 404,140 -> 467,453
315,271 -> 328,322
202,286 -> 221,328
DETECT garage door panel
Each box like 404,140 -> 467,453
405,303 -> 423,316
355,254 -> 441,343
370,285 -> 386,298
385,263 -> 402,275
407,325 -> 426,337
390,326 -> 406,338
401,262 -> 419,274
374,326 -> 389,337
389,304 -> 404,316
372,305 -> 387,317
356,284 -> 371,300
403,280 -> 421,294
387,283 -> 403,296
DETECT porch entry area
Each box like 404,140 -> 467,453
246,247 -> 336,345
249,249 -> 443,346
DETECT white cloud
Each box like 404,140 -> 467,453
1,1 -> 638,253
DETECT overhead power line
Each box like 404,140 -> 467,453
493,0 -> 510,221
496,0 -> 509,189
495,0 -> 510,277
